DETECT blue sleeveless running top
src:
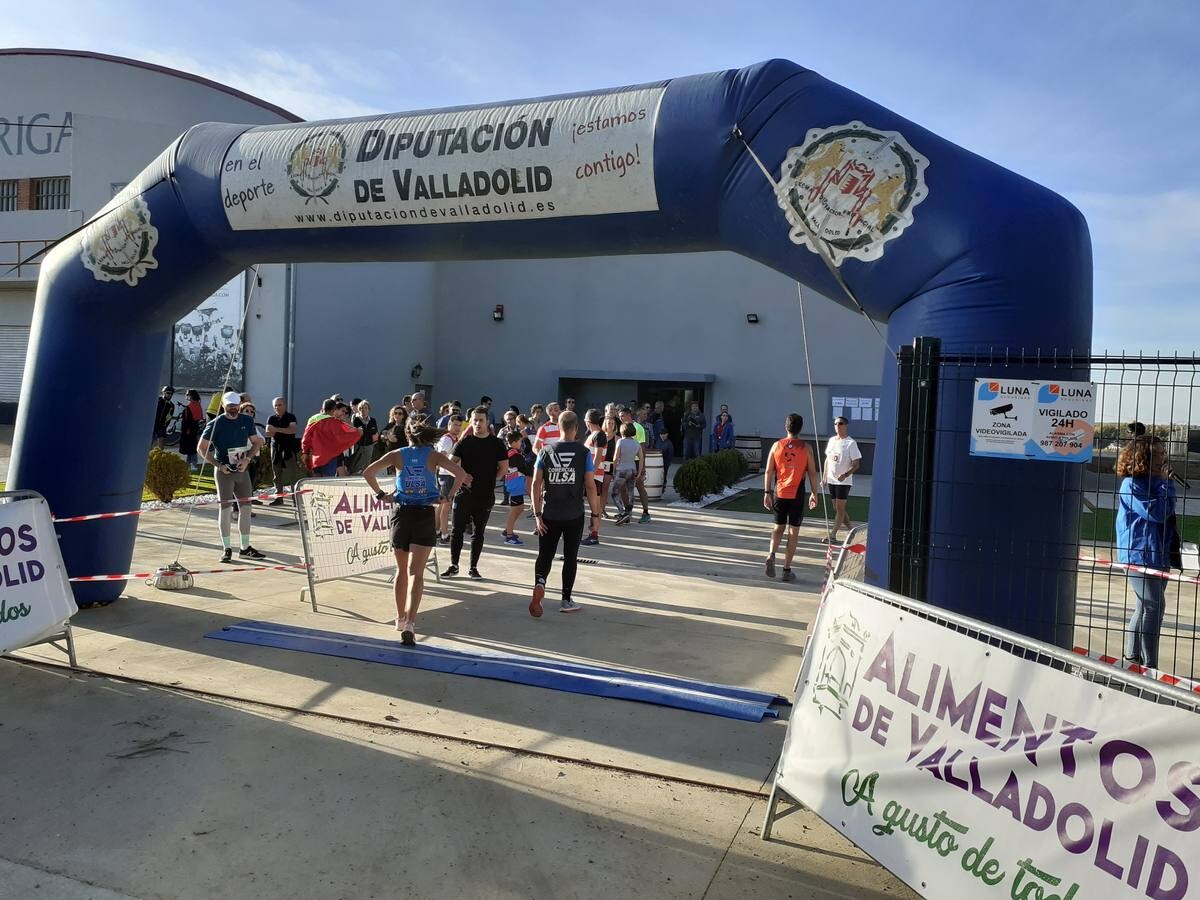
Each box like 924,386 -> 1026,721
394,446 -> 440,506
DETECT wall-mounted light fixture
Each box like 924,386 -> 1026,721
493,304 -> 505,322
746,313 -> 760,324
410,363 -> 423,380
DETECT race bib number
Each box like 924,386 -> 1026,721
227,443 -> 253,466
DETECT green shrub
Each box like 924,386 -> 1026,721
673,457 -> 720,502
732,448 -> 750,480
145,448 -> 192,502
709,449 -> 745,488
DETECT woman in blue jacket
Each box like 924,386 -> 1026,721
710,412 -> 735,452
1115,435 -> 1176,668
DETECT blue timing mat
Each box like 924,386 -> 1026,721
207,620 -> 788,722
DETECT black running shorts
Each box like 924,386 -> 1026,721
390,505 -> 437,551
828,483 -> 851,500
773,496 -> 805,527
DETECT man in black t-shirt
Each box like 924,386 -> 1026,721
443,407 -> 509,579
266,396 -> 300,506
530,411 -> 599,616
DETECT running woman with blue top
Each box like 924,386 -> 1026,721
364,420 -> 470,645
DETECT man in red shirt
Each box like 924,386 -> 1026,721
763,413 -> 820,582
301,399 -> 362,476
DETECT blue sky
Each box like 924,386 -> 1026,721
6,0 -> 1198,353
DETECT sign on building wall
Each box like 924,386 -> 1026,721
172,271 -> 245,391
971,379 -> 1094,462
221,87 -> 665,230
829,386 -> 881,440
0,494 -> 77,656
778,582 -> 1198,900
0,112 -> 73,156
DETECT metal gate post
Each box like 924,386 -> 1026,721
888,337 -> 940,600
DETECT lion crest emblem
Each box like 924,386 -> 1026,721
286,131 -> 347,204
776,121 -> 928,265
79,196 -> 159,287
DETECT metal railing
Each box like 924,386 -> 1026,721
0,239 -> 53,279
852,579 -> 1200,714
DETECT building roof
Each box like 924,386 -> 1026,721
0,48 -> 303,123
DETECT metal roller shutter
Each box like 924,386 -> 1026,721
0,326 -> 31,402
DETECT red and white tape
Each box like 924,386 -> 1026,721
1078,555 -> 1200,587
1071,645 -> 1200,694
52,488 -> 310,523
53,509 -> 143,523
69,563 -> 309,582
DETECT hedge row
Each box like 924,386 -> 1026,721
672,448 -> 750,502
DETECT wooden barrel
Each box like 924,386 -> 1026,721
735,435 -> 762,473
643,450 -> 665,500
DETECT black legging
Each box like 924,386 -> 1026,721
450,495 -> 494,568
535,516 -> 585,603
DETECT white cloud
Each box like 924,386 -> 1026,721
125,46 -> 387,121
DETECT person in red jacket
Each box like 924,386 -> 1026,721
301,398 -> 362,476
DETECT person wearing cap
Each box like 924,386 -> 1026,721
822,415 -> 862,544
152,386 -> 175,448
199,391 -> 267,563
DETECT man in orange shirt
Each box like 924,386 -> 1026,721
763,413 -> 820,582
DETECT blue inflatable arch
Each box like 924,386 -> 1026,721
14,59 -> 1090,640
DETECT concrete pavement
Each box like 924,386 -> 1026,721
4,486 -> 915,898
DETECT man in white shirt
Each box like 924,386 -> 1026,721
822,416 -> 862,544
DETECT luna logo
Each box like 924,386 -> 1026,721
1048,385 -> 1091,399
989,383 -> 1030,396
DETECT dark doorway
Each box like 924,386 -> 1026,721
638,381 -> 706,455
557,377 -> 706,456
